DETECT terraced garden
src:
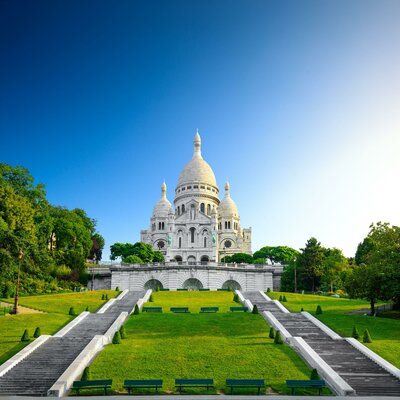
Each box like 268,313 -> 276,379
90,291 -> 313,395
268,292 -> 400,368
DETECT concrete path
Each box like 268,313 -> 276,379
0,291 -> 144,396
245,291 -> 400,397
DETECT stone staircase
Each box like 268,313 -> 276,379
245,291 -> 400,396
0,290 -> 144,396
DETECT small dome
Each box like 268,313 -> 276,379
218,181 -> 239,217
153,182 -> 173,217
177,130 -> 217,188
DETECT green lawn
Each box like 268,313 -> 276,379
268,292 -> 400,368
90,291 -> 315,395
2,290 -> 118,314
0,290 -> 118,365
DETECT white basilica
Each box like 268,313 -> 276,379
140,131 -> 252,263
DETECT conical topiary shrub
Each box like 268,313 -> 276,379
252,305 -> 258,314
21,329 -> 30,342
69,307 -> 76,316
115,286 -> 119,291
81,367 -> 91,381
363,329 -> 372,343
310,368 -> 320,380
266,288 -> 271,293
33,327 -> 41,338
85,305 -> 89,312
112,331 -> 121,344
119,325 -> 127,339
352,326 -> 360,339
274,330 -> 283,344
301,307 -> 304,312
282,295 -> 287,302
279,295 -> 283,301
149,294 -> 154,302
105,294 -> 109,300
233,293 -> 239,303
269,327 -> 275,339
101,294 -> 105,300
133,304 -> 140,315
316,305 -> 323,315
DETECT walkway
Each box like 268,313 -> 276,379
245,291 -> 400,397
0,291 -> 144,396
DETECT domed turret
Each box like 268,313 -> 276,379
153,182 -> 173,217
176,130 -> 217,188
218,181 -> 239,218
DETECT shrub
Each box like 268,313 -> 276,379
105,294 -> 109,300
266,288 -> 271,293
81,367 -> 91,381
269,327 -> 275,339
149,294 -> 154,302
119,325 -> 127,339
316,305 -> 323,315
21,329 -> 30,342
274,330 -> 283,344
101,294 -> 105,300
252,305 -> 258,314
133,305 -> 140,315
279,295 -> 283,301
85,306 -> 89,312
115,286 -> 119,291
301,307 -> 304,312
227,287 -> 232,292
33,327 -> 41,338
363,329 -> 372,343
352,326 -> 360,340
112,331 -> 121,344
282,295 -> 287,302
69,307 -> 76,316
310,368 -> 320,380
233,293 -> 239,303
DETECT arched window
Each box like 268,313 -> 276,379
177,206 -> 180,215
158,222 -> 161,230
228,221 -> 231,229
190,227 -> 195,243
179,237 -> 182,248
225,221 -> 227,229
218,222 -> 221,230
207,204 -> 211,215
182,204 -> 185,213
200,203 -> 205,213
162,222 -> 165,230
204,237 -> 207,247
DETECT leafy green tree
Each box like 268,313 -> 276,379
110,242 -> 164,263
321,248 -> 349,292
124,255 -> 143,264
89,233 -> 105,262
253,246 -> 300,264
152,250 -> 165,262
221,253 -> 253,264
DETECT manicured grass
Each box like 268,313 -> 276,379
2,290 -> 118,314
0,313 -> 71,365
269,292 -> 400,368
90,292 -> 315,395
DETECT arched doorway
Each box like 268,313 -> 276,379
187,255 -> 196,265
144,279 -> 163,291
200,255 -> 209,265
182,278 -> 203,290
222,280 -> 241,291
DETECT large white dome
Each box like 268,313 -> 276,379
153,182 -> 173,217
176,131 -> 217,188
218,181 -> 239,218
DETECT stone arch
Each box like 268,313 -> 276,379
222,280 -> 242,291
200,255 -> 209,264
174,255 -> 183,263
183,278 -> 203,290
187,255 -> 196,264
144,279 -> 163,290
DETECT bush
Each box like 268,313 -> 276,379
252,305 -> 258,314
352,326 -> 360,340
269,327 -> 275,339
112,331 -> 121,344
69,307 -> 76,316
85,305 -> 89,312
133,305 -> 140,315
33,327 -> 41,338
233,293 -> 239,303
274,330 -> 283,344
310,368 -> 320,380
266,288 -> 271,293
81,367 -> 91,381
279,295 -> 283,301
149,294 -> 154,302
301,307 -> 304,312
363,329 -> 372,343
316,305 -> 323,315
115,286 -> 119,291
21,329 -> 30,342
101,294 -> 105,300
282,295 -> 287,302
105,294 -> 109,300
119,325 -> 127,339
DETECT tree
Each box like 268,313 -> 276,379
221,253 -> 253,264
110,242 -> 164,263
321,248 -> 349,292
124,255 -> 143,264
253,246 -> 300,265
89,233 -> 105,262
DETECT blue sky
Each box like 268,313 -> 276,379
1,0 -> 399,258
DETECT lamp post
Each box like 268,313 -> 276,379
293,257 -> 297,293
12,250 -> 24,315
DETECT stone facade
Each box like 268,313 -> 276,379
140,131 -> 252,262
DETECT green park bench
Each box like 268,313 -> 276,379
200,307 -> 219,313
199,288 -> 210,291
142,307 -> 162,313
230,306 -> 248,312
123,379 -> 163,394
170,307 -> 190,313
72,379 -> 112,395
217,288 -> 229,291
177,288 -> 188,291
286,380 -> 326,395
226,379 -> 266,395
175,378 -> 214,393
